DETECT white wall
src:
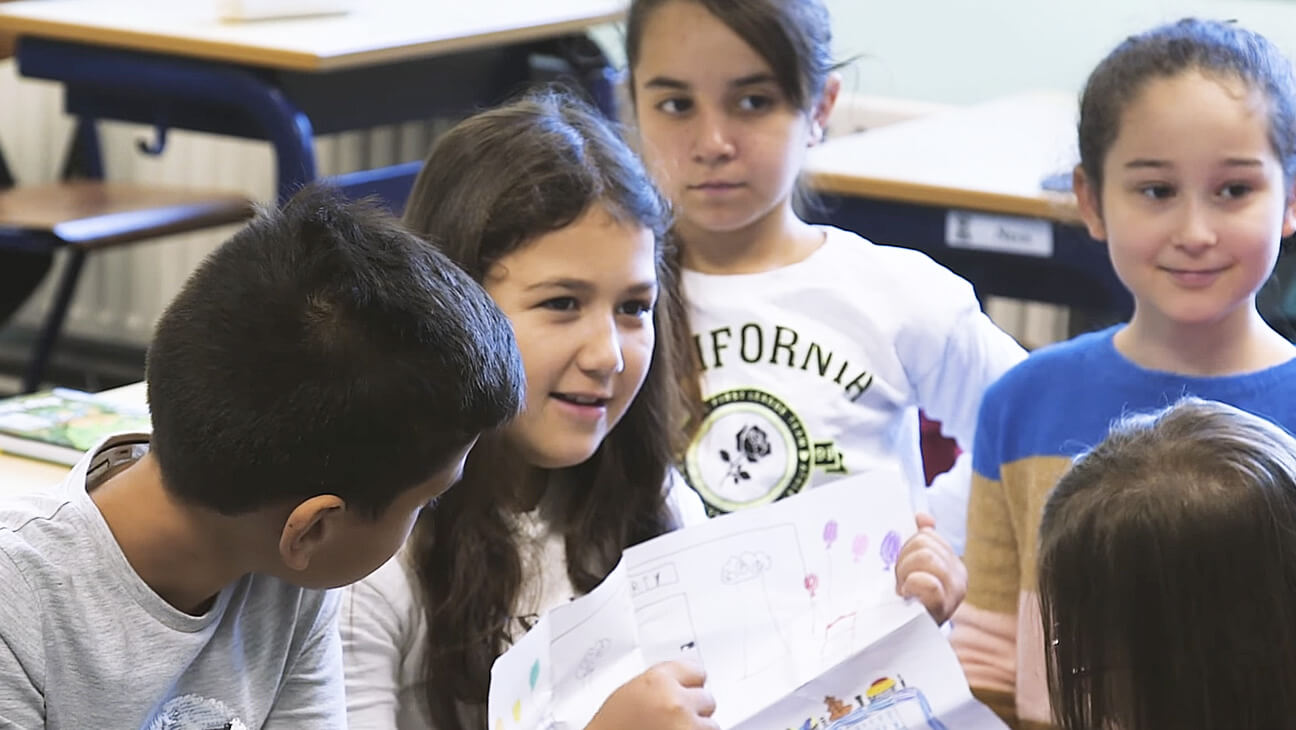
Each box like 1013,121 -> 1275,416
598,0 -> 1296,104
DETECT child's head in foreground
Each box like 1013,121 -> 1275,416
1040,397 -> 1296,730
144,183 -> 526,590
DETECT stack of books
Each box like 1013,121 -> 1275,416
0,387 -> 151,466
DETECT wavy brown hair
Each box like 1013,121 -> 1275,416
400,89 -> 695,728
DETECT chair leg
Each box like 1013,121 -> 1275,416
60,118 -> 104,181
0,144 -> 14,189
22,250 -> 87,394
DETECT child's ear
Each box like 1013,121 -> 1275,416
278,495 -> 346,572
809,72 -> 842,146
1073,165 -> 1107,241
1284,182 -> 1296,238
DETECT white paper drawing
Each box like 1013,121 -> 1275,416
488,469 -> 1007,730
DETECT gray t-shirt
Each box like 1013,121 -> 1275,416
0,433 -> 345,729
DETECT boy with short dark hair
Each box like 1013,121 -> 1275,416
0,184 -> 525,728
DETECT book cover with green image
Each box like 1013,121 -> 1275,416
0,388 -> 151,465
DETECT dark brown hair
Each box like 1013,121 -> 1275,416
624,0 -> 839,399
400,90 -> 691,728
625,0 -> 835,113
1040,398 -> 1296,730
1079,18 -> 1296,196
148,183 -> 523,517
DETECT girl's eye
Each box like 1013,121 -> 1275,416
736,94 -> 773,112
540,297 -> 578,312
1218,183 -> 1253,200
618,300 -> 655,317
1137,183 -> 1175,200
656,97 -> 693,115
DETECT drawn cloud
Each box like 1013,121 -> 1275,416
721,551 -> 772,584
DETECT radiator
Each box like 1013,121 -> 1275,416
0,60 -> 441,348
0,60 -> 1067,350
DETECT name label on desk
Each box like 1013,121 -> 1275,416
945,210 -> 1054,258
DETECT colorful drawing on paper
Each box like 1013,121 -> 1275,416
880,531 -> 902,572
804,572 -> 820,598
851,534 -> 869,563
821,611 -> 859,665
793,675 -> 949,730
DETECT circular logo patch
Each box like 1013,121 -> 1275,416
683,388 -> 812,515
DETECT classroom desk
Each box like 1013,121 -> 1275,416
0,381 -> 146,497
805,91 -> 1134,320
0,0 -> 626,203
0,451 -> 67,496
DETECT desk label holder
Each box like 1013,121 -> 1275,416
944,210 -> 1054,258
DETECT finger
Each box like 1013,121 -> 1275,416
914,511 -> 937,531
897,531 -> 956,569
681,686 -> 717,717
895,533 -> 950,569
899,571 -> 946,615
896,531 -> 944,560
657,659 -> 707,687
894,544 -> 951,592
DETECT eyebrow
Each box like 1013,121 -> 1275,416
643,76 -> 689,91
731,72 -> 778,88
525,278 -> 593,293
641,72 -> 777,91
624,281 -> 659,296
524,279 -> 659,294
1123,157 -> 1265,169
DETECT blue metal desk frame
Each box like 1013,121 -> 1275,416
1,31 -> 613,388
14,33 -> 616,204
807,193 -> 1135,324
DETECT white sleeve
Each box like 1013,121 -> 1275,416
263,588 -> 347,729
895,270 -> 1026,553
340,555 -> 417,730
0,549 -> 45,729
663,468 -> 709,527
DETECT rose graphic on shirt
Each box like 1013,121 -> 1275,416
720,424 -> 772,485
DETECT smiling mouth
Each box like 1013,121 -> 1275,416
1161,266 -> 1229,275
552,393 -> 609,407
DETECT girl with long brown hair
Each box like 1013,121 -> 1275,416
340,89 -> 716,730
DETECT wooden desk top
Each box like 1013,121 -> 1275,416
0,452 -> 68,496
0,0 -> 626,72
806,91 -> 1083,222
0,382 -> 147,497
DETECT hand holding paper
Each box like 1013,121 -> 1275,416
895,513 -> 968,625
489,469 -> 1006,730
586,661 -> 719,730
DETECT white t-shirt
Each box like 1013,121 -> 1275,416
341,472 -> 707,729
0,434 -> 344,729
679,226 -> 1025,550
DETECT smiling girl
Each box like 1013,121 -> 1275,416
952,18 -> 1296,728
339,91 -> 717,730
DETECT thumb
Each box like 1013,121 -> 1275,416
914,512 -> 937,531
